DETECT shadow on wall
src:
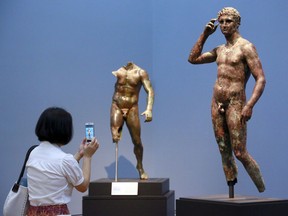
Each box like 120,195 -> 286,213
105,155 -> 139,179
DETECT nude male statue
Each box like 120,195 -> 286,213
188,7 -> 266,192
110,62 -> 154,180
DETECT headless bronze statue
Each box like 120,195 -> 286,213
110,62 -> 154,180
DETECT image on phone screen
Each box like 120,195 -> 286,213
85,123 -> 94,142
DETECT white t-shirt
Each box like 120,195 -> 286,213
26,141 -> 84,206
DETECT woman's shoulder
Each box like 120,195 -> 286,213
62,153 -> 78,167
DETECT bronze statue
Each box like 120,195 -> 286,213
110,62 -> 154,180
188,7 -> 266,193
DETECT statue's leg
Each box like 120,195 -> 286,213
110,103 -> 124,143
211,100 -> 238,182
226,103 -> 265,192
126,106 -> 148,180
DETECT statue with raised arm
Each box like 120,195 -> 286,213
110,62 -> 154,180
188,7 -> 266,193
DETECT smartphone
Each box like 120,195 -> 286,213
85,122 -> 95,143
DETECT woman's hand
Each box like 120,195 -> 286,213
83,137 -> 99,158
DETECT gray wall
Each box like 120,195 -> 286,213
1,0 -> 288,214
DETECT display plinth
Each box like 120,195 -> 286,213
88,178 -> 170,196
176,194 -> 288,216
83,178 -> 174,216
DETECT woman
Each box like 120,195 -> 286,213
26,107 -> 99,216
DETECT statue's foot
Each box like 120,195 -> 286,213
138,169 -> 148,180
140,172 -> 148,180
256,181 -> 265,193
258,185 -> 265,193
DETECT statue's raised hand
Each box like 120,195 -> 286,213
204,18 -> 218,36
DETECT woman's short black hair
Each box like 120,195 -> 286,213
35,107 -> 73,145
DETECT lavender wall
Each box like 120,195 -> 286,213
1,0 -> 287,214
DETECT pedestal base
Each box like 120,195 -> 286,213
176,194 -> 288,216
83,178 -> 174,216
88,178 -> 170,196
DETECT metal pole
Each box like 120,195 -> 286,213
115,142 -> 118,182
227,178 -> 237,198
229,184 -> 234,198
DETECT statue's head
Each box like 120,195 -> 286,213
217,7 -> 241,26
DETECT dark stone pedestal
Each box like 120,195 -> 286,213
83,178 -> 174,216
176,194 -> 288,216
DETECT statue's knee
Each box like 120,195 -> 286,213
234,150 -> 245,161
112,135 -> 120,143
132,137 -> 142,146
112,131 -> 121,143
218,141 -> 228,154
112,125 -> 122,138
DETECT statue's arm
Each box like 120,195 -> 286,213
140,70 -> 154,122
188,18 -> 218,64
241,43 -> 266,122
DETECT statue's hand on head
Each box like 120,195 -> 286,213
204,18 -> 218,36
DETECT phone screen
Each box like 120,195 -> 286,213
85,123 -> 94,142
